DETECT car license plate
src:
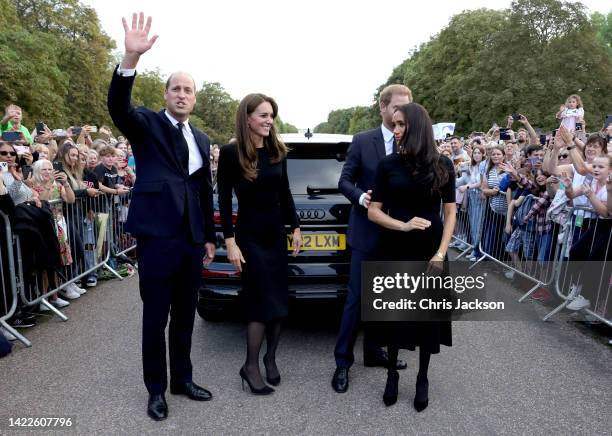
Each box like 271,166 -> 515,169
287,233 -> 346,251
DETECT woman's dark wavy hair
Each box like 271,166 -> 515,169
396,103 -> 449,191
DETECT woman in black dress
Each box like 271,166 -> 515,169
217,93 -> 302,395
368,103 -> 456,411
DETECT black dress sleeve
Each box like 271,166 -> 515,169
439,156 -> 456,204
217,144 -> 236,239
280,158 -> 299,230
370,158 -> 389,205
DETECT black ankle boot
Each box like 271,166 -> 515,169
383,369 -> 399,407
413,375 -> 429,412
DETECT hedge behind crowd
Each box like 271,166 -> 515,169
315,0 -> 612,136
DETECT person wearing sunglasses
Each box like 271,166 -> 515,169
0,141 -> 39,207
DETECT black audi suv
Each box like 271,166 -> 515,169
197,133 -> 353,320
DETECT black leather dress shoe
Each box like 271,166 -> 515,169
147,394 -> 168,421
331,367 -> 349,393
170,381 -> 212,401
364,352 -> 408,370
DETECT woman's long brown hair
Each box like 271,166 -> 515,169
235,93 -> 288,181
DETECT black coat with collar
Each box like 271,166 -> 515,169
107,67 -> 215,243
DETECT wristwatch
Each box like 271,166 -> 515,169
435,251 -> 445,260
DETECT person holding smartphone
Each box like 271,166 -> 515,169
0,104 -> 33,145
0,142 -> 38,206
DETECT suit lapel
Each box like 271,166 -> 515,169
157,110 -> 188,176
373,127 -> 386,161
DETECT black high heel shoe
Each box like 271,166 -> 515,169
413,375 -> 429,412
239,367 -> 275,395
263,354 -> 281,386
383,369 -> 399,407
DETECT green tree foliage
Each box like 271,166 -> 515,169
317,0 -> 612,135
0,0 -> 299,140
131,69 -> 166,111
274,116 -> 298,133
6,0 -> 116,127
192,81 -> 239,145
591,11 -> 612,55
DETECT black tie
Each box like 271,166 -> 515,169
176,122 -> 189,172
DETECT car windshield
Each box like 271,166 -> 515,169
286,142 -> 349,195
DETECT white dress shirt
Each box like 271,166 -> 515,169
115,67 -> 204,175
164,111 -> 204,175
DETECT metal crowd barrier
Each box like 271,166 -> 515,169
543,206 -> 611,326
451,191 -> 611,327
0,210 -> 31,346
1,190 -> 137,347
112,189 -> 136,257
452,193 -> 559,300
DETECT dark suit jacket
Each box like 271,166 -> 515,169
338,127 -> 387,253
107,67 -> 215,243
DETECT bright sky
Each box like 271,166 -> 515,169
84,0 -> 609,129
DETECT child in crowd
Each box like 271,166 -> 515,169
563,155 -> 611,312
94,146 -> 129,196
556,94 -> 584,132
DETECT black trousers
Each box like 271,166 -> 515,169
334,248 -> 381,368
136,227 -> 204,395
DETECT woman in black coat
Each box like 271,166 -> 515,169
368,103 -> 456,411
217,93 -> 302,395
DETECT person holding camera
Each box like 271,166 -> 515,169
108,12 -> 217,421
0,142 -> 38,206
1,104 -> 32,145
506,114 -> 538,148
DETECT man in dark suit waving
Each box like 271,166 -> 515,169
108,13 -> 216,421
332,85 -> 412,393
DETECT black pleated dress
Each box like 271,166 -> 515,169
370,154 -> 455,354
217,144 -> 299,322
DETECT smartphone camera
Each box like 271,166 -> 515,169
1,131 -> 21,142
512,114 -> 521,121
72,127 -> 82,136
52,160 -> 64,173
499,128 -> 511,141
575,122 -> 583,131
539,135 -> 547,145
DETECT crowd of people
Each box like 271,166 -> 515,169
0,103 -> 154,338
438,95 -> 611,313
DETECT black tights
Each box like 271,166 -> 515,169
243,320 -> 282,388
387,345 -> 431,378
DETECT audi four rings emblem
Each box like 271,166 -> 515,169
298,209 -> 325,219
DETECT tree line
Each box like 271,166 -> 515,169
0,0 -> 297,145
315,0 -> 612,136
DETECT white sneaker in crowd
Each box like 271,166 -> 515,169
51,297 -> 70,308
68,282 -> 86,295
39,302 -> 51,312
59,286 -> 80,300
504,270 -> 515,280
567,295 -> 590,311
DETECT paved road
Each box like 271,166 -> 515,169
1,270 -> 611,435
